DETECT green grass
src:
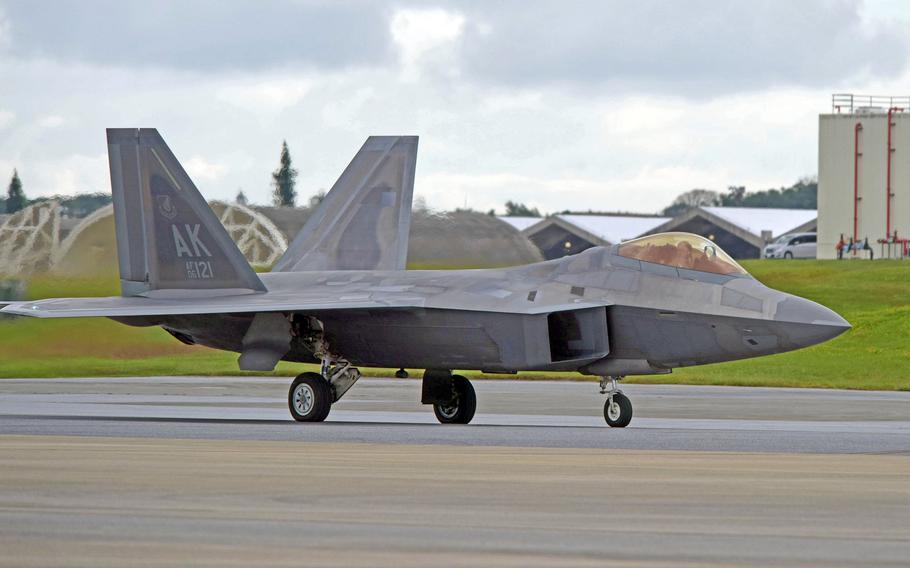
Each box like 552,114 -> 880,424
665,260 -> 910,390
1,260 -> 908,390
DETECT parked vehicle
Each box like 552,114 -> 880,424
764,232 -> 817,259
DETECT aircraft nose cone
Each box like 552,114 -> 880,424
775,295 -> 851,346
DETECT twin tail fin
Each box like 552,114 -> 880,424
107,128 -> 266,297
273,136 -> 418,272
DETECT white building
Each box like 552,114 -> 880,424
819,94 -> 910,259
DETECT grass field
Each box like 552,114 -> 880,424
1,260 -> 907,390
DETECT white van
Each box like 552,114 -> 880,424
764,232 -> 817,259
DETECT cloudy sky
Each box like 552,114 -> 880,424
1,0 -> 909,214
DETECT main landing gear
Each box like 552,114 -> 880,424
288,318 -> 362,422
432,375 -> 476,424
600,376 -> 632,428
421,370 -> 477,424
289,372 -> 333,422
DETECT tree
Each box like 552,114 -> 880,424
26,193 -> 112,217
308,190 -> 326,208
271,141 -> 298,207
504,200 -> 540,217
738,177 -> 816,209
5,169 -> 26,214
660,177 -> 817,216
58,193 -> 111,217
720,185 -> 746,206
661,188 -> 720,216
235,189 -> 248,205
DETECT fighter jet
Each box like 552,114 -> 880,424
0,129 -> 850,427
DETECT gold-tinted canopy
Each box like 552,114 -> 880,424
618,232 -> 746,275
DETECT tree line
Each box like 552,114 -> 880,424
660,178 -> 817,216
495,177 -> 816,219
2,185 -> 113,218
2,169 -> 114,217
3,141 -> 310,218
5,143 -> 816,219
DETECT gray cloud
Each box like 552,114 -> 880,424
2,0 -> 904,93
453,0 -> 908,93
0,0 -> 393,71
1,0 -> 909,214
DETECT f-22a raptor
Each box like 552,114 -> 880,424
1,129 -> 850,427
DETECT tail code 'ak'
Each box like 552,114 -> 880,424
273,136 -> 418,272
107,128 -> 266,296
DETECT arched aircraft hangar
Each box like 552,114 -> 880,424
502,208 -> 816,260
641,207 -> 817,259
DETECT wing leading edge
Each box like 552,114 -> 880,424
0,294 -> 423,319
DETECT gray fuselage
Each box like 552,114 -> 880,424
131,244 -> 849,377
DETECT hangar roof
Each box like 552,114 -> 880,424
556,214 -> 672,244
517,213 -> 673,260
642,206 -> 819,257
497,216 -> 543,232
701,207 -> 817,238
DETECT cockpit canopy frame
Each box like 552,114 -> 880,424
617,232 -> 747,276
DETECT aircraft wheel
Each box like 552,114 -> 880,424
288,372 -> 333,422
395,368 -> 409,379
604,392 -> 632,428
433,375 -> 476,424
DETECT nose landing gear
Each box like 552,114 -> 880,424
600,376 -> 632,428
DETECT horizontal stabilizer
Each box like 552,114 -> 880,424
274,136 -> 418,272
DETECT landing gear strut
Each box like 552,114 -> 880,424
288,317 -> 362,422
600,376 -> 632,428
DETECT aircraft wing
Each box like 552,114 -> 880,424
0,291 -> 428,319
0,282 -> 609,319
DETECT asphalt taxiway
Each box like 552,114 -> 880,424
1,377 -> 909,453
0,377 -> 908,567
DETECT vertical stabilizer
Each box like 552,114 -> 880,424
107,128 -> 266,296
273,136 -> 418,272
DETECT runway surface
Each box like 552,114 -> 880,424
1,377 -> 909,567
1,376 -> 909,453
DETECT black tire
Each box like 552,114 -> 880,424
395,368 -> 409,379
433,375 -> 476,424
288,372 -> 333,422
604,392 -> 632,428
784,251 -> 793,259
